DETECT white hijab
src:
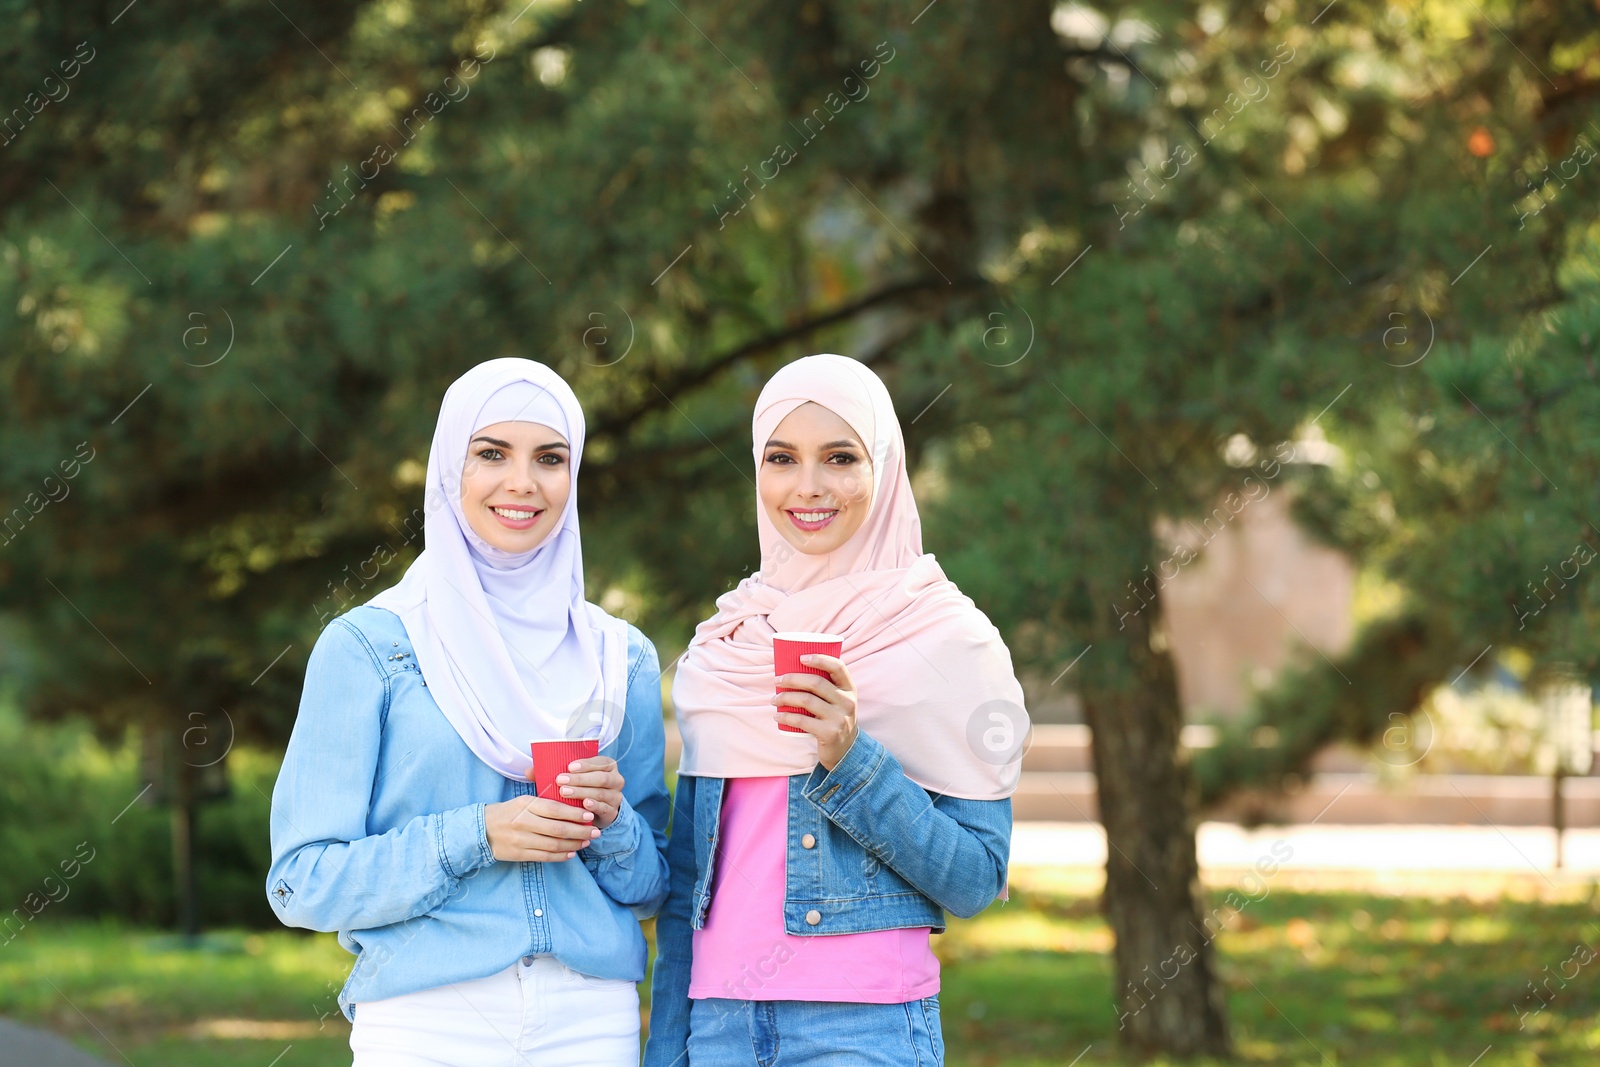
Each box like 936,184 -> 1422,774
368,358 -> 629,781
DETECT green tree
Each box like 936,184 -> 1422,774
3,0 -> 1599,1057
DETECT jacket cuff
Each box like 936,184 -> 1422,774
802,729 -> 886,815
583,796 -> 642,860
437,803 -> 493,878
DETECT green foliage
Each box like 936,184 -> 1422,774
0,707 -> 277,930
0,922 -> 351,1067
2,0 -> 1600,957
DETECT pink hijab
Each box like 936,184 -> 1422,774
672,354 -> 1027,801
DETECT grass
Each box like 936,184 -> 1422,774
0,923 -> 351,1066
3,867 -> 1599,1066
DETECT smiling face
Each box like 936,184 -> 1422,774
759,402 -> 874,555
459,420 -> 572,552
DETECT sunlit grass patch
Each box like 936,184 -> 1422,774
0,921 -> 352,1065
4,869 -> 1600,1066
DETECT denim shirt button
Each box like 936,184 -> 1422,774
534,908 -> 544,918
801,834 -> 816,849
805,910 -> 821,925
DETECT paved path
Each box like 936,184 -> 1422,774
0,1017 -> 112,1067
1013,820 -> 1600,874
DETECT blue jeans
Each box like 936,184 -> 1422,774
686,996 -> 944,1066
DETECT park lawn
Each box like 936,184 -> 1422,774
2,868 -> 1599,1066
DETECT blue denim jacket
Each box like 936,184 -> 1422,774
643,731 -> 1011,1067
266,605 -> 670,1021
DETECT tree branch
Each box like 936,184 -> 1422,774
1059,43 -> 1153,74
1193,611 -> 1464,807
586,274 -> 985,440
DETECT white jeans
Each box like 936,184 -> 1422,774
350,954 -> 640,1067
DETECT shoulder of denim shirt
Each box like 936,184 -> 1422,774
323,604 -> 415,678
580,601 -> 660,687
326,603 -> 661,684
623,622 -> 660,686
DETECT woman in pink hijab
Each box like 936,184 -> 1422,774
644,354 -> 1028,1066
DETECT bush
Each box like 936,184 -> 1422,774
0,704 -> 279,935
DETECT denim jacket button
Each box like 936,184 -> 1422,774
801,834 -> 816,849
805,909 -> 821,925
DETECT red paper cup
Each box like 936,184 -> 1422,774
530,738 -> 600,807
773,631 -> 844,733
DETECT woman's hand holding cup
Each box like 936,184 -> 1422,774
553,756 -> 625,829
774,653 -> 859,770
485,795 -> 599,863
485,750 -> 626,861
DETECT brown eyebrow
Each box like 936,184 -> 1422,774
471,436 -> 569,451
764,439 -> 863,451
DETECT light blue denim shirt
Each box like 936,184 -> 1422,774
266,604 -> 670,1021
643,733 -> 1012,1067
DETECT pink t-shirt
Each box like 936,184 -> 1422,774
687,776 -> 940,1003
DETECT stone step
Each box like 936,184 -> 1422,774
1012,822 -> 1600,873
662,723 -> 1600,826
666,722 -> 1600,775
1014,771 -> 1600,826
1009,724 -> 1600,775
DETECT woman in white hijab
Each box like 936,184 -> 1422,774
267,358 -> 670,1067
